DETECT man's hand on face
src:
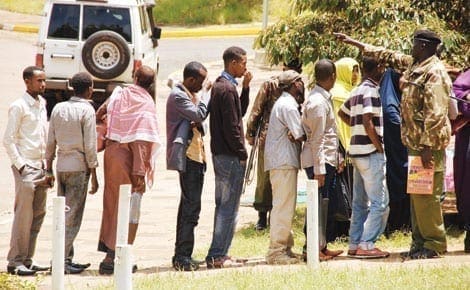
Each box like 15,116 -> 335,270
242,71 -> 253,88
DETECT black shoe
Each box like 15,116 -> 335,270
400,247 -> 421,259
26,264 -> 51,272
173,257 -> 200,271
132,264 -> 138,273
65,264 -> 84,274
99,261 -> 114,275
7,265 -> 37,276
255,211 -> 268,231
69,262 -> 91,269
410,248 -> 439,260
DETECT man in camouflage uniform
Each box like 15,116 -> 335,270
335,29 -> 452,259
246,60 -> 303,230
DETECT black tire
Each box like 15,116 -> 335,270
82,31 -> 130,80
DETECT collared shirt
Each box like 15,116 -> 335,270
301,85 -> 338,174
264,91 -> 304,171
364,45 -> 451,150
45,97 -> 98,172
340,79 -> 383,156
221,71 -> 238,86
3,92 -> 48,169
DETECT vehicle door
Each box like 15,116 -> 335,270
42,3 -> 81,79
138,5 -> 158,72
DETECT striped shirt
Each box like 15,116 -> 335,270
340,78 -> 383,156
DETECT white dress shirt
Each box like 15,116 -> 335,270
301,85 -> 338,174
3,92 -> 48,170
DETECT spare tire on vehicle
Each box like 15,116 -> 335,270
82,31 -> 130,80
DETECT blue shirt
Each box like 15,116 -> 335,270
221,71 -> 238,86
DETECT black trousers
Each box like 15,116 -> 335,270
174,158 -> 205,259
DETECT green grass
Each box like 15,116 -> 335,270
96,264 -> 470,290
0,272 -> 43,290
0,0 -> 44,15
0,0 -> 291,25
93,206 -> 468,289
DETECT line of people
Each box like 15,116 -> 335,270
3,29 -> 469,275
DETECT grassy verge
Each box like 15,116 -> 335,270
0,273 -> 43,290
1,0 -> 291,25
0,0 -> 44,15
94,206 -> 467,289
98,264 -> 470,290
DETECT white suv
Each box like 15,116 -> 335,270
35,0 -> 161,115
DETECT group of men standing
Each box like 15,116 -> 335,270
3,27 -> 462,275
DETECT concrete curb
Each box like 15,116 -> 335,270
0,23 -> 261,37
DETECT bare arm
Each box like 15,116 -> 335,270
363,113 -> 384,153
338,109 -> 351,125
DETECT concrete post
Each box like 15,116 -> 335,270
52,196 -> 65,290
306,179 -> 320,268
114,245 -> 132,290
116,184 -> 131,245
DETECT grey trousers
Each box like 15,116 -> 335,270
57,171 -> 90,263
7,165 -> 47,267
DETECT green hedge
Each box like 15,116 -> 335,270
153,0 -> 262,25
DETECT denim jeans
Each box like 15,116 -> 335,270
174,158 -> 205,260
349,152 -> 389,250
206,154 -> 245,259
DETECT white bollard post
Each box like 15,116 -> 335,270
52,196 -> 65,290
115,184 -> 132,290
306,180 -> 320,268
116,184 -> 131,245
114,245 -> 132,290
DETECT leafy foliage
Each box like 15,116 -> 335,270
256,0 -> 469,70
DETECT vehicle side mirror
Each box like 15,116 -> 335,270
152,27 -> 161,40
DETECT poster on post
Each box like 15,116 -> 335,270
407,155 -> 434,195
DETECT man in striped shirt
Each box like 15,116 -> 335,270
338,57 -> 389,258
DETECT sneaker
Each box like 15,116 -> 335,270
409,248 -> 439,260
353,248 -> 390,259
266,254 -> 300,265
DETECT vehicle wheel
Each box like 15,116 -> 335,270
82,31 -> 130,80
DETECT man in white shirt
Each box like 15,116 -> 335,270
3,66 -> 52,276
264,70 -> 305,265
301,59 -> 344,261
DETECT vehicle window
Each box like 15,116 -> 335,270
83,6 -> 132,42
139,6 -> 150,35
47,4 -> 80,40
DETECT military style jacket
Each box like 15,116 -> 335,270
365,46 -> 452,151
245,76 -> 282,148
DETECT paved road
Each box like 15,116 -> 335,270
0,29 -> 272,288
158,36 -> 256,81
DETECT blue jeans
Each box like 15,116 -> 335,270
206,155 -> 245,259
349,153 -> 389,250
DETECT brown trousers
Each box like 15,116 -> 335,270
7,165 -> 47,267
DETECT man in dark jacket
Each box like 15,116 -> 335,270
206,46 -> 252,268
166,61 -> 210,271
